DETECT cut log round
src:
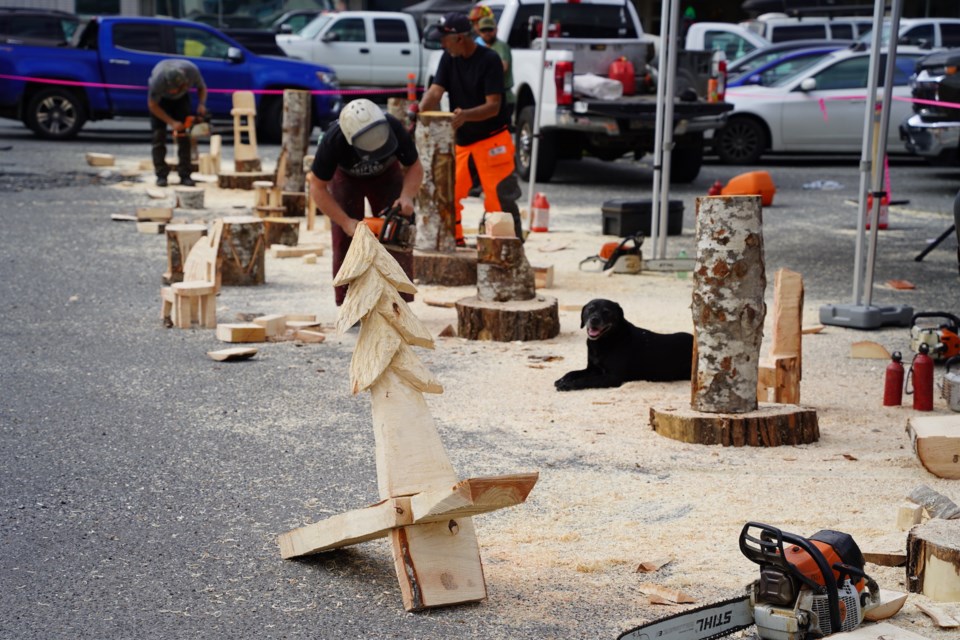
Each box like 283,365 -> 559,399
414,111 -> 457,253
692,195 -> 766,414
281,191 -> 306,217
174,186 -> 205,209
906,518 -> 960,602
218,171 -> 275,190
456,295 -> 559,342
650,404 -> 819,447
220,215 -> 265,286
414,248 -> 477,286
163,223 -> 207,284
907,415 -> 960,479
235,158 -> 262,172
476,236 -> 535,302
263,217 -> 301,247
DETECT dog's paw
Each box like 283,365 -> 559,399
554,377 -> 572,391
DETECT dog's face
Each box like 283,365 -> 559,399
580,299 -> 624,340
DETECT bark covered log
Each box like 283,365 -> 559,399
220,215 -> 265,286
414,248 -> 477,286
692,196 -> 766,414
456,295 -> 559,342
218,171 -> 274,190
906,518 -> 960,601
650,404 -> 819,447
476,236 -> 535,302
280,89 -> 310,193
415,112 -> 457,253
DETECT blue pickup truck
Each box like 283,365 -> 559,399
0,16 -> 341,141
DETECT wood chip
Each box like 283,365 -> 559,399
537,240 -> 571,252
207,347 -> 257,362
424,299 -> 457,308
915,601 -> 960,628
110,213 -> 138,222
438,324 -> 456,338
801,324 -> 825,334
636,557 -> 672,573
850,341 -> 891,360
638,583 -> 695,604
886,279 -> 915,290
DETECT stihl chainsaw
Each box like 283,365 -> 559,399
618,522 -> 881,640
363,204 -> 416,249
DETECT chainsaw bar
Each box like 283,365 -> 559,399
618,595 -> 754,640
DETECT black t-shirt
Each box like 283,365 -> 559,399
311,114 -> 418,180
434,46 -> 509,146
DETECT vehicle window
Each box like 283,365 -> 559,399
286,15 -> 313,33
759,53 -> 826,86
506,4 -> 638,48
809,56 -> 868,90
6,15 -> 68,41
328,17 -> 365,43
941,24 -> 960,48
830,24 -> 853,39
113,23 -> 164,53
702,31 -> 758,62
900,24 -> 934,47
735,50 -> 790,75
373,18 -> 408,43
173,26 -> 230,59
300,15 -> 331,39
770,24 -> 827,43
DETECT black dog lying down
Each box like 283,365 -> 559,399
555,299 -> 694,391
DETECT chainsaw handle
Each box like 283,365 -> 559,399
739,522 -> 842,634
911,311 -> 960,329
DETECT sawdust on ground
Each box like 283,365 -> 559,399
111,168 -> 960,640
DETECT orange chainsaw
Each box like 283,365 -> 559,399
618,522 -> 882,640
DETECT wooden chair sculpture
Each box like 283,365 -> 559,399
231,91 -> 260,172
757,268 -> 803,404
161,219 -> 223,329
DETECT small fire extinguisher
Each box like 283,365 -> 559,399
905,343 -> 934,411
531,192 -> 550,232
883,351 -> 904,406
708,180 -> 723,196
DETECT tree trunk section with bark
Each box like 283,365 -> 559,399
414,112 -> 457,254
263,217 -> 300,247
219,215 -> 265,286
649,404 -> 819,446
906,518 -> 960,602
476,236 -> 535,302
456,296 -> 559,342
692,196 -> 766,413
281,90 -> 310,193
218,171 -> 274,190
414,249 -> 477,286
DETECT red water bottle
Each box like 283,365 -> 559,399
906,343 -> 934,411
883,351 -> 904,406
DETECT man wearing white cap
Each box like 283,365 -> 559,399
308,98 -> 423,305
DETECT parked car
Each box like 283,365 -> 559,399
684,22 -> 769,62
0,16 -> 341,141
741,13 -> 873,43
726,38 -> 855,76
728,45 -> 848,87
900,47 -> 960,164
859,18 -> 960,50
269,9 -> 327,34
708,47 -> 926,164
0,6 -> 80,46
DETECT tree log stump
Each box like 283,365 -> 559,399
650,404 -> 819,447
414,248 -> 477,286
692,196 -> 766,414
476,236 -> 535,302
456,295 -> 559,342
163,223 -> 207,284
235,158 -> 262,172
174,186 -> 205,209
220,215 -> 265,286
263,217 -> 301,247
218,171 -> 274,190
414,112 -> 457,253
280,89 -> 310,193
282,191 -> 306,217
906,518 -> 960,601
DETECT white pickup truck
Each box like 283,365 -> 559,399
276,11 -> 432,90
479,0 -> 732,182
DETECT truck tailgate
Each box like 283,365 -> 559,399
576,96 -> 732,121
545,38 -> 650,75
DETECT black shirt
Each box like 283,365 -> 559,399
311,114 -> 418,180
434,46 -> 509,146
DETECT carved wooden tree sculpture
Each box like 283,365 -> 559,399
278,224 -> 538,611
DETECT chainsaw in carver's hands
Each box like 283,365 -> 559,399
618,522 -> 881,640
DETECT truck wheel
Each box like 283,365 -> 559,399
25,88 -> 86,140
257,97 -> 283,144
714,117 -> 766,165
515,106 -> 556,182
669,133 -> 704,183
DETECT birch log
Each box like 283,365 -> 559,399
692,196 -> 766,413
219,215 -> 265,286
476,236 -> 535,302
415,111 -> 457,253
280,90 -> 310,193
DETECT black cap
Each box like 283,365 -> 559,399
439,12 -> 471,35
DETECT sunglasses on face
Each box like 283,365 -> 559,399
480,28 -> 495,33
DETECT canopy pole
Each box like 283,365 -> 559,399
525,0 -> 553,222
649,0 -> 673,258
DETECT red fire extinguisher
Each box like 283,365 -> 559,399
883,351 -> 904,406
531,192 -> 550,232
906,343 -> 934,411
708,179 -> 724,196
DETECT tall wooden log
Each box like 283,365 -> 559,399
219,215 -> 265,286
476,236 -> 535,302
692,196 -> 766,413
415,111 -> 457,253
906,518 -> 960,602
281,90 -> 310,193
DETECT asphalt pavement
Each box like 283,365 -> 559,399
1,118 -> 958,639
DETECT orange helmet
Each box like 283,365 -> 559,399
468,5 -> 493,24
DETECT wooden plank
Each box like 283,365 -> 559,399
137,206 -> 173,222
410,473 -> 539,524
253,314 -> 286,338
136,221 -> 165,234
278,498 -> 411,559
391,518 -> 487,611
85,152 -> 114,166
269,244 -> 324,258
907,416 -> 960,479
296,329 -> 326,343
915,602 -> 960,628
207,347 -> 257,362
216,323 -> 266,343
863,551 -> 907,567
831,622 -> 932,640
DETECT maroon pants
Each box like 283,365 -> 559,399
328,164 -> 413,305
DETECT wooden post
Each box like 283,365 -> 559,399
476,236 -> 535,303
277,225 -> 538,611
219,215 -> 265,286
163,223 -> 207,284
757,269 -> 804,404
415,112 -> 457,253
692,195 -> 766,413
280,90 -> 310,193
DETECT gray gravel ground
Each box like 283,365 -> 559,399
1,118 -> 958,639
